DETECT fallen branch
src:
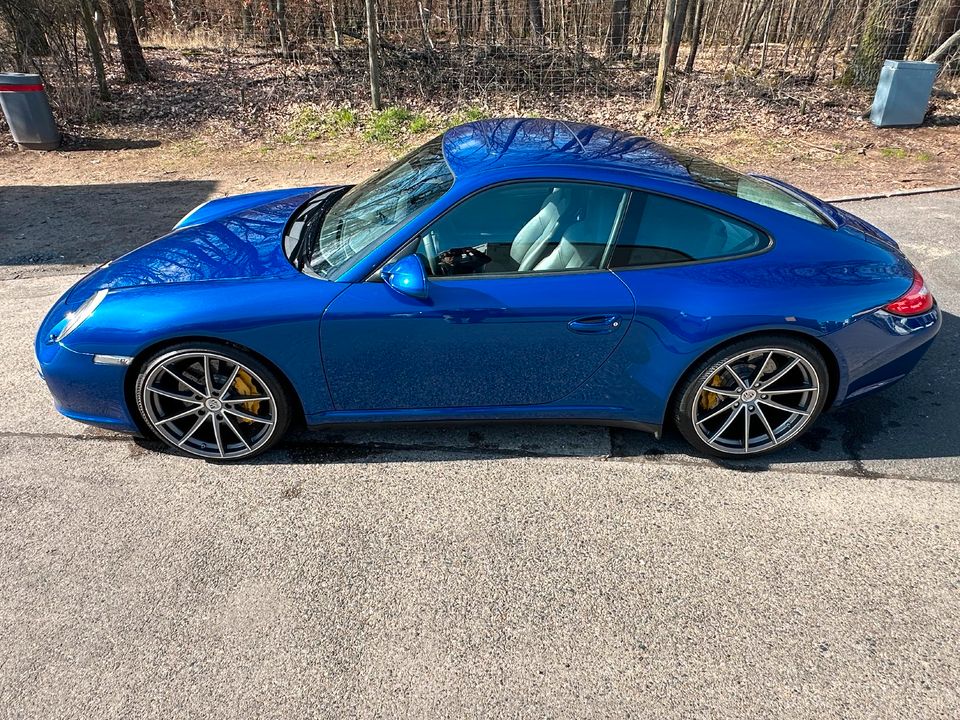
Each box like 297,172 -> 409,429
925,29 -> 960,63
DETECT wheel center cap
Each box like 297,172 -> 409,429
740,389 -> 758,403
205,397 -> 223,412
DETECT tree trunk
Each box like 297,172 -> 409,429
885,0 -> 920,60
652,0 -> 677,112
636,0 -> 655,59
844,0 -> 868,56
365,0 -> 382,109
759,0 -> 773,69
132,0 -> 146,34
666,0 -> 690,67
737,0 -> 770,62
274,0 -> 290,55
845,0 -> 919,86
684,0 -> 703,72
0,0 -> 51,61
779,0 -> 799,66
240,1 -> 254,41
936,0 -> 960,47
528,0 -> 544,40
80,0 -> 109,100
609,0 -> 632,58
107,0 -> 150,81
806,0 -> 838,75
418,0 -> 435,52
168,0 -> 181,29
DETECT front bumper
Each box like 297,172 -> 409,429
36,340 -> 139,433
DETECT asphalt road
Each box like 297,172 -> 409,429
1,191 -> 959,718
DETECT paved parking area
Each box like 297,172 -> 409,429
1,190 -> 958,718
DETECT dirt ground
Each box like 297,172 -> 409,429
1,123 -> 958,282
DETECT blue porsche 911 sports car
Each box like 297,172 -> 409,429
36,118 -> 940,460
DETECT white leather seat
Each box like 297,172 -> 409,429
533,222 -> 602,271
533,188 -> 623,271
510,188 -> 571,272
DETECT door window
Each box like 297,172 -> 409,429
609,192 -> 768,268
411,181 -> 629,276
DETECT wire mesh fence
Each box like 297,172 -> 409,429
1,0 -> 959,127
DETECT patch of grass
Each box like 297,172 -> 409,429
452,106 -> 490,125
661,123 -> 686,138
281,105 -> 358,143
917,151 -> 933,162
174,138 -> 209,157
880,146 -> 908,159
362,107 -> 431,145
408,114 -> 433,133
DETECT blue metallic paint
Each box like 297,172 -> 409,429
36,119 -> 939,442
320,271 -> 634,410
381,254 -> 430,299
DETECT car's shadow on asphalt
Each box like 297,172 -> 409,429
207,310 -> 955,471
0,181 -> 217,267
618,310 -> 959,472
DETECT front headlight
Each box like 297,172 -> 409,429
54,288 -> 108,342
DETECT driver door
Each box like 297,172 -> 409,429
319,180 -> 636,411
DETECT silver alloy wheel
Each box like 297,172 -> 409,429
691,347 -> 821,455
140,350 -> 277,459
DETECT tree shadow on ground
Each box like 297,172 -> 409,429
0,180 -> 217,267
612,310 -> 959,470
61,137 -> 163,151
152,312 -> 953,470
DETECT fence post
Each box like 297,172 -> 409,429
366,0 -> 383,110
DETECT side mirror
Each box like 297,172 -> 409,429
381,254 -> 428,299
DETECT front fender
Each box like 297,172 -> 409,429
45,275 -> 349,417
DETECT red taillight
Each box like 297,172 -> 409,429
883,269 -> 934,316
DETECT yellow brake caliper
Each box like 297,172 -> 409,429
699,372 -> 726,411
232,369 -> 262,422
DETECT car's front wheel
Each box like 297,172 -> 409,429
135,343 -> 290,460
673,335 -> 829,458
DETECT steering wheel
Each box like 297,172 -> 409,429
421,231 -> 440,275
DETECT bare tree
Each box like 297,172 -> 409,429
366,0 -> 382,109
107,0 -> 150,81
528,0 -> 544,40
845,0 -> 920,86
609,0 -> 632,58
0,0 -> 51,65
684,0 -> 704,72
666,0 -> 690,67
79,0 -> 109,99
652,0 -> 677,112
886,0 -> 921,59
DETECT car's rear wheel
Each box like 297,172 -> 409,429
673,335 -> 829,458
135,343 -> 290,460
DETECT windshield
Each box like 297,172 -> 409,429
303,137 -> 454,277
662,146 -> 828,226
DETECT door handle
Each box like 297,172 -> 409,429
567,315 -> 623,334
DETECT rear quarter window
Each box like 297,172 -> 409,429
609,192 -> 768,268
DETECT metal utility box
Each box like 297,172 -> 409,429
870,60 -> 939,128
0,72 -> 60,150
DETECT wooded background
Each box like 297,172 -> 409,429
2,0 -> 959,126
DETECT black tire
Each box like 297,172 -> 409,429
672,334 -> 830,459
134,342 -> 291,461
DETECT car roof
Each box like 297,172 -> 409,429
441,118 -> 694,185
